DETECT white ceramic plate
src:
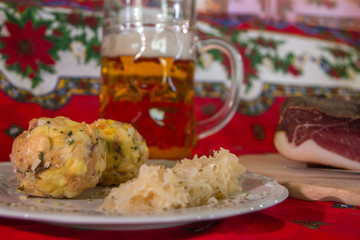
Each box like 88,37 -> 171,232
0,160 -> 288,230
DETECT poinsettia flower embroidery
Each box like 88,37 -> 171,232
0,21 -> 55,73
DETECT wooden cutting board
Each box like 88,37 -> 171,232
239,154 -> 360,206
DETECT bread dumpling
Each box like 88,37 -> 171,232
91,119 -> 149,186
10,117 -> 106,198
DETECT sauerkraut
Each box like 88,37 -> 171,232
99,148 -> 246,213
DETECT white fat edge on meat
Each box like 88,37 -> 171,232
274,131 -> 360,171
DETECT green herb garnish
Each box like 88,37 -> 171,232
68,138 -> 75,145
38,151 -> 44,161
107,142 -> 111,152
17,185 -> 25,191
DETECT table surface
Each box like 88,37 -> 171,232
1,98 -> 360,239
0,0 -> 359,237
0,197 -> 359,240
2,134 -> 360,240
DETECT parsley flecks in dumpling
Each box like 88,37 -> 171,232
10,116 -> 106,198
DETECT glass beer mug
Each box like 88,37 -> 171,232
100,0 -> 243,159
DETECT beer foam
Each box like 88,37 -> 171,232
101,28 -> 196,60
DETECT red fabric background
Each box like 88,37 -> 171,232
0,198 -> 359,240
0,92 -> 283,163
1,95 -> 360,240
0,1 -> 359,239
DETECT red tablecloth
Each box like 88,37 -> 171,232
0,1 -> 359,239
0,198 -> 359,240
1,97 -> 360,240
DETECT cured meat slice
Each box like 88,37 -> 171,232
274,96 -> 360,170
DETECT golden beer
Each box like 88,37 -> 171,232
99,56 -> 196,159
100,1 -> 243,159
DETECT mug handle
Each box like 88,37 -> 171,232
196,38 -> 244,139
